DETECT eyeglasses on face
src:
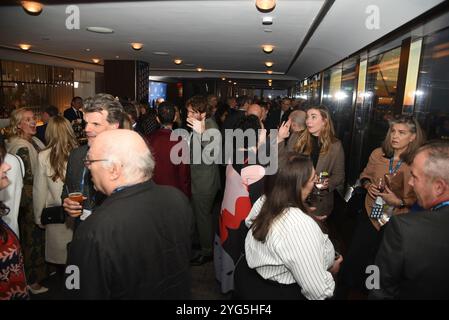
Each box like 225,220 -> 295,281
83,158 -> 109,167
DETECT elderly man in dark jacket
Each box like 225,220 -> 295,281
66,129 -> 192,299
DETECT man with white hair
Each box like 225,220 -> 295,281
66,130 -> 192,299
370,140 -> 449,300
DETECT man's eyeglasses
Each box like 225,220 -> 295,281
83,158 -> 109,167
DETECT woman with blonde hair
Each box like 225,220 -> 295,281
293,105 -> 345,218
341,115 -> 424,297
33,116 -> 78,271
6,107 -> 47,294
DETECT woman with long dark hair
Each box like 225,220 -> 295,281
235,153 -> 343,300
0,136 -> 29,300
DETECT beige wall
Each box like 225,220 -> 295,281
74,69 -> 96,100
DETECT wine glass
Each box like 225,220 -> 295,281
315,172 -> 328,195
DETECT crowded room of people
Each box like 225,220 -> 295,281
1,0 -> 449,301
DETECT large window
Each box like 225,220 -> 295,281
360,47 -> 402,168
414,27 -> 449,140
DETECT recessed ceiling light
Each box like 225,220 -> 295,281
265,61 -> 274,67
21,1 -> 43,16
256,0 -> 276,13
228,80 -> 232,83
153,51 -> 169,56
92,58 -> 100,64
221,77 -> 226,81
196,67 -> 203,72
262,45 -> 274,54
174,59 -> 183,65
85,48 -> 91,52
233,82 -> 237,85
19,44 -> 31,51
262,17 -> 273,25
115,55 -> 120,59
131,43 -> 144,50
86,27 -> 114,34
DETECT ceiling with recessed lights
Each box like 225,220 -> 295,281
0,0 -> 444,85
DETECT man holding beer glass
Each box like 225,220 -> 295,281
62,94 -> 125,223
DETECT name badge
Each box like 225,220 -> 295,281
80,209 -> 92,221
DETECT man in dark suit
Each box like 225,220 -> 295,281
146,101 -> 191,198
222,96 -> 252,131
265,97 -> 292,130
63,96 -> 84,124
370,141 -> 449,300
62,94 -> 124,227
66,129 -> 191,299
36,105 -> 58,145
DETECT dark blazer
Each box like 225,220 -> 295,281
370,205 -> 449,300
222,109 -> 245,131
61,145 -> 105,227
190,117 -> 221,195
265,108 -> 291,130
63,107 -> 83,123
147,128 -> 191,198
36,123 -> 47,145
66,180 -> 192,299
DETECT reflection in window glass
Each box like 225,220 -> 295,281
320,59 -> 357,182
415,27 -> 449,140
0,60 -> 74,119
402,39 -> 423,113
360,47 -> 401,168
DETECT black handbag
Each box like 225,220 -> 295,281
41,206 -> 66,225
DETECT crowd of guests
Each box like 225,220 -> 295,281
0,92 -> 448,300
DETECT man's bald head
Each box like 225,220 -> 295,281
89,129 -> 154,195
246,104 -> 263,120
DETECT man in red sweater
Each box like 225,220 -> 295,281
146,101 -> 191,198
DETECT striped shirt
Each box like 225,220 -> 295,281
245,196 -> 335,300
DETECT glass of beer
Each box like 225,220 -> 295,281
68,186 -> 84,217
69,192 -> 84,205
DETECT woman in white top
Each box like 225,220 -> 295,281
236,153 -> 343,300
33,116 -> 77,266
0,152 -> 24,237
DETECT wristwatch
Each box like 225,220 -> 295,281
398,199 -> 406,209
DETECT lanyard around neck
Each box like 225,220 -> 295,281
80,166 -> 86,192
389,157 -> 403,174
431,201 -> 449,211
